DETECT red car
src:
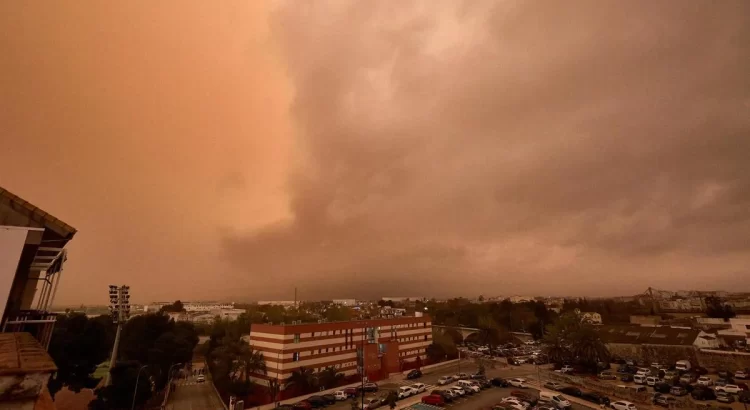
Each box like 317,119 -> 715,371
292,401 -> 312,409
421,394 -> 445,406
343,387 -> 358,397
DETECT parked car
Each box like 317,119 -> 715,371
321,394 -> 336,404
735,370 -> 749,380
718,370 -> 731,379
292,401 -> 312,410
599,372 -> 617,380
361,382 -> 379,392
410,383 -> 427,394
509,378 -> 527,388
610,400 -> 637,410
492,377 -> 510,387
455,372 -> 470,380
716,378 -> 734,387
511,390 -> 538,405
679,373 -> 696,384
397,386 -> 416,399
431,389 -> 454,403
559,386 -> 582,397
633,375 -> 647,385
636,368 -> 651,377
670,386 -> 688,396
697,376 -> 713,386
406,369 -> 422,380
362,397 -> 381,409
716,392 -> 735,404
620,374 -> 634,382
653,395 -> 676,408
306,396 -> 327,408
421,394 -> 445,406
544,381 -> 564,390
716,384 -> 743,394
580,391 -> 610,406
438,375 -> 454,385
691,387 -> 716,401
334,391 -> 348,401
449,385 -> 466,397
560,365 -> 574,374
653,382 -> 672,394
645,376 -> 660,386
471,372 -> 486,379
196,375 -> 205,383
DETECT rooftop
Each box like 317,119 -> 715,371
0,333 -> 57,376
596,325 -> 699,346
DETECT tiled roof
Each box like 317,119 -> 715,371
0,333 -> 57,376
597,325 -> 699,346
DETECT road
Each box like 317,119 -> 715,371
166,369 -> 224,410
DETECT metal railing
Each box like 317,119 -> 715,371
2,310 -> 57,349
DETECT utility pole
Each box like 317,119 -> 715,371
361,326 -> 365,410
106,285 -> 131,386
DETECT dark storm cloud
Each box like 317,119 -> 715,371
222,0 -> 750,298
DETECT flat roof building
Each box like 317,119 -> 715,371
248,315 -> 433,388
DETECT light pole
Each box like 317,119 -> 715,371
168,363 -> 183,384
131,365 -> 148,410
106,285 -> 131,386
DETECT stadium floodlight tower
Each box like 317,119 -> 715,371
105,285 -> 131,386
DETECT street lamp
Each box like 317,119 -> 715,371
106,285 -> 131,386
131,365 -> 148,410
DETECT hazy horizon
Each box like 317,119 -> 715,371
2,1 -> 749,305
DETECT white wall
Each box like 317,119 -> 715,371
0,227 -> 31,321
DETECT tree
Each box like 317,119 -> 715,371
426,343 -> 446,363
317,366 -> 343,389
705,296 -> 736,319
160,300 -> 185,313
288,367 -> 317,394
47,313 -> 115,397
88,361 -> 152,410
543,312 -> 610,372
209,332 -> 266,397
268,378 -> 281,404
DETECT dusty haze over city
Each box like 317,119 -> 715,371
1,1 -> 749,305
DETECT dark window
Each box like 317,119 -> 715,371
294,334 -> 300,343
311,332 -> 315,337
424,335 -> 428,341
293,352 -> 300,361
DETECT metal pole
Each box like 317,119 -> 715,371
106,287 -> 124,387
361,327 -> 365,410
131,365 -> 148,410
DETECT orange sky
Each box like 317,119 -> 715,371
1,1 -> 749,305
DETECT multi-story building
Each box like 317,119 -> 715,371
248,314 -> 433,388
146,301 -> 234,312
332,299 -> 356,306
1,186 -> 77,409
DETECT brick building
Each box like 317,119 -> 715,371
248,314 -> 432,388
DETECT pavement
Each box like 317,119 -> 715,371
165,363 -> 225,410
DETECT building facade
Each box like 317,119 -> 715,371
248,315 -> 433,387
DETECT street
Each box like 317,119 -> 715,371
165,368 -> 224,410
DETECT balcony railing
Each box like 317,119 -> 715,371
2,310 -> 57,350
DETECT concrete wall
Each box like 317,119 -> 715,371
696,349 -> 750,371
607,343 -> 698,365
0,227 -> 30,321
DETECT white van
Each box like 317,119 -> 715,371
540,391 -> 572,409
458,379 -> 480,392
633,375 -> 647,385
675,360 -> 691,372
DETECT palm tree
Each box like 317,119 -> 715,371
571,326 -> 610,371
239,345 -> 267,383
317,366 -> 343,389
288,367 -> 317,394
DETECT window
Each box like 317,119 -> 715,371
294,334 -> 300,343
424,335 -> 428,341
311,332 -> 315,337
293,352 -> 300,361
423,322 -> 427,328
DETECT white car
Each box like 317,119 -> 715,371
610,401 -> 637,410
362,397 -> 381,410
736,370 -> 749,380
509,378 -> 527,388
450,385 -> 466,396
715,384 -> 742,394
635,368 -> 651,377
397,386 -> 416,399
455,373 -> 469,380
502,398 -> 530,409
559,365 -> 574,374
410,383 -> 426,393
697,376 -> 713,386
544,381 -> 564,390
438,375 -> 454,385
334,391 -> 348,401
196,375 -> 205,383
645,376 -> 659,386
